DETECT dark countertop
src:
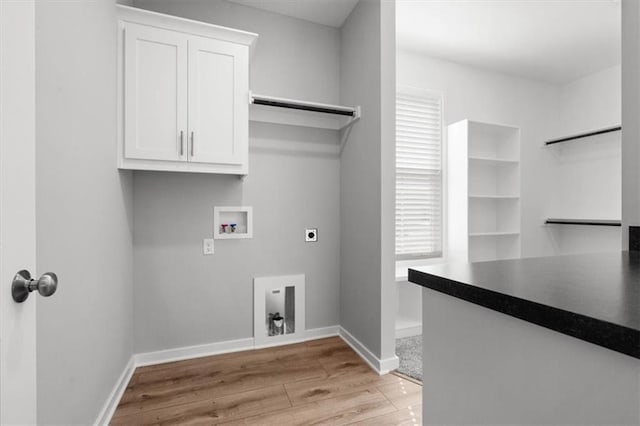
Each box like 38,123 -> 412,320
409,251 -> 640,359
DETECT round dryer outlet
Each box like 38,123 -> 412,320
305,228 -> 318,242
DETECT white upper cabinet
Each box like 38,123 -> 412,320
117,6 -> 257,175
124,23 -> 188,162
188,36 -> 248,165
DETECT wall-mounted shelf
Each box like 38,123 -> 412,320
469,194 -> 519,199
544,218 -> 622,227
544,125 -> 621,146
469,156 -> 519,164
469,231 -> 520,237
249,92 -> 361,130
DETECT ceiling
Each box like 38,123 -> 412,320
396,0 -> 621,84
226,0 -> 359,28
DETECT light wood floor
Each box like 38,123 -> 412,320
112,336 -> 422,425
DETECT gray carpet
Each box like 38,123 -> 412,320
396,335 -> 422,381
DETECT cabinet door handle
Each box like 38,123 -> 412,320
191,131 -> 195,157
180,131 -> 184,156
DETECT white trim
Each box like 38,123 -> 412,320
338,327 -> 399,375
214,206 -> 254,239
395,324 -> 423,339
133,325 -> 338,368
94,356 -> 136,426
379,353 -> 401,375
134,326 -> 340,368
134,337 -> 255,368
396,256 -> 447,281
254,274 -> 306,347
116,5 -> 258,48
254,325 -> 339,349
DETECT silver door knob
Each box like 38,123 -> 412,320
12,270 -> 58,303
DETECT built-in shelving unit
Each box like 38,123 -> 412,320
448,120 -> 521,263
544,125 -> 621,146
545,218 -> 621,227
249,92 -> 361,131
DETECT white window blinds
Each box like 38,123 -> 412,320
396,90 -> 443,259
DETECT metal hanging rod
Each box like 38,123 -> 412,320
544,125 -> 621,146
250,92 -> 358,117
545,218 -> 622,227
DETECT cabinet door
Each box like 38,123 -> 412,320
188,36 -> 248,165
124,23 -> 187,161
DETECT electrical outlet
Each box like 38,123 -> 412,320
203,238 -> 214,255
305,228 -> 318,242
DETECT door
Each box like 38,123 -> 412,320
124,23 -> 188,162
188,36 -> 248,165
0,1 -> 38,424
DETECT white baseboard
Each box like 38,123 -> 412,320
253,325 -> 339,350
94,355 -> 135,426
379,353 -> 400,374
299,325 -> 340,341
338,326 -> 399,375
134,337 -> 256,367
136,326 -> 339,366
395,324 -> 422,339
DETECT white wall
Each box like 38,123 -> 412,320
130,0 -> 341,353
397,52 -> 560,259
548,66 -> 622,254
622,0 -> 640,245
559,65 -> 621,134
35,1 -> 135,424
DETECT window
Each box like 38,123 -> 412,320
395,88 -> 443,260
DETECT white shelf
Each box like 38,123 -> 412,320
249,93 -> 360,130
544,124 -> 621,146
469,194 -> 520,199
469,231 -> 520,237
469,156 -> 519,164
448,119 -> 521,263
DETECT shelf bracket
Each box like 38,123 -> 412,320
339,106 -> 361,131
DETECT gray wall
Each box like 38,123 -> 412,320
133,0 -> 340,104
35,1 -> 134,424
339,0 -> 384,356
131,0 -> 341,353
622,0 -> 640,244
